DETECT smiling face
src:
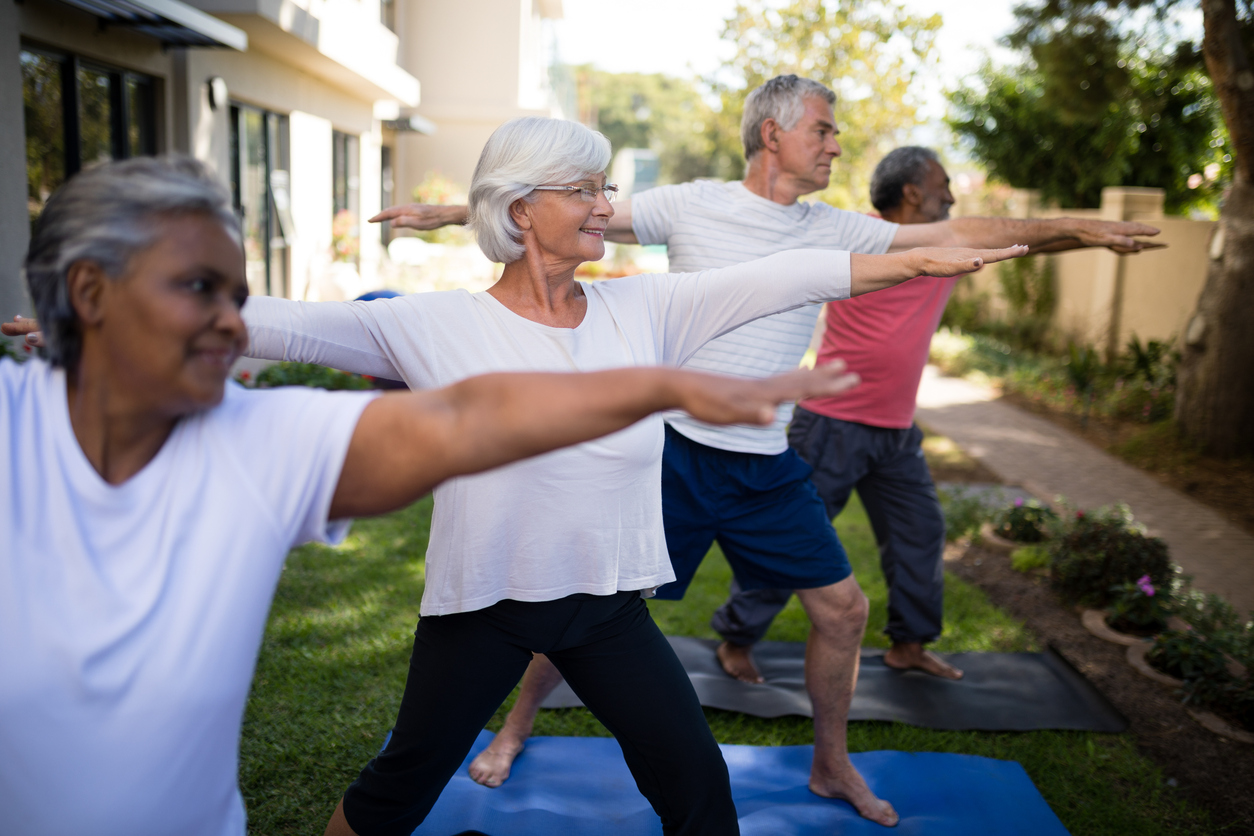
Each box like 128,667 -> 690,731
515,175 -> 614,267
774,96 -> 843,193
76,213 -> 249,416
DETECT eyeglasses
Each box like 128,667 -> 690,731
532,183 -> 619,203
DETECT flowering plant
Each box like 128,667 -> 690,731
993,497 -> 1058,543
1107,574 -> 1173,634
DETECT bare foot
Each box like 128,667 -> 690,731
810,766 -> 899,827
716,641 -> 764,684
883,642 -> 963,680
467,729 -> 526,788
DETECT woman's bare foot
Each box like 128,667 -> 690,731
882,642 -> 963,680
810,765 -> 899,827
468,727 -> 527,788
716,640 -> 764,684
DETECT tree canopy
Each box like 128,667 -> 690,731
949,1 -> 1232,212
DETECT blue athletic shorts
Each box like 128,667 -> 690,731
655,425 -> 852,600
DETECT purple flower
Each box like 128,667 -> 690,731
1136,575 -> 1155,597
1014,497 -> 1024,507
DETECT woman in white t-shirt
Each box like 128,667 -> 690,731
0,156 -> 869,836
235,117 -> 1025,836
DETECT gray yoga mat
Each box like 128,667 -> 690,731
540,636 -> 1128,733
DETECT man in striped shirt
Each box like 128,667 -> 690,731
374,74 -> 1159,826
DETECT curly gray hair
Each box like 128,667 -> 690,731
468,117 -> 613,264
740,75 -> 837,160
869,147 -> 940,213
25,155 -> 240,370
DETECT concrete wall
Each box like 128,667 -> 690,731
392,0 -> 559,196
953,187 -> 1212,357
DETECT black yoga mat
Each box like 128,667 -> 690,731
540,636 -> 1128,733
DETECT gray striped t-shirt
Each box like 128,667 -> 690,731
632,180 -> 897,454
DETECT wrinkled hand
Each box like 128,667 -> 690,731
1,316 -> 43,348
1072,220 -> 1163,253
678,361 -> 860,427
907,245 -> 1029,278
367,203 -> 465,231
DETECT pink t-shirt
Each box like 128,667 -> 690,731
800,274 -> 959,429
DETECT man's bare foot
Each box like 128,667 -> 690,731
810,766 -> 899,827
882,642 -> 963,680
467,729 -> 527,788
716,640 -> 764,684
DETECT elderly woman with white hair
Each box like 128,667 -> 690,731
236,117 -> 1024,836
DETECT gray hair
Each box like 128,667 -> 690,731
25,155 -> 240,370
741,75 -> 837,160
869,146 -> 940,213
468,117 -> 612,264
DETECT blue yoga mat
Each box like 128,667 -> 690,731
411,731 -> 1071,836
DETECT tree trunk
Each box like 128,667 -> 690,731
1175,0 -> 1254,456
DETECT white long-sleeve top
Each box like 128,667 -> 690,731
245,249 -> 852,616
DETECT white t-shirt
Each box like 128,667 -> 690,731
632,180 -> 898,454
0,358 -> 373,836
244,249 -> 852,616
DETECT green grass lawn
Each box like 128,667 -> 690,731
239,495 -> 1213,835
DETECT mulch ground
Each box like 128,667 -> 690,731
946,540 -> 1254,835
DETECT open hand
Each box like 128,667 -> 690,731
1071,219 -> 1163,253
1,316 -> 43,348
906,245 -> 1030,278
677,361 -> 860,427
368,203 -> 467,230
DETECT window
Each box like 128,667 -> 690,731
21,46 -> 157,228
380,144 -> 394,246
332,130 -> 360,266
230,104 -> 290,298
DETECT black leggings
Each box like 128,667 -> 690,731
341,591 -> 739,836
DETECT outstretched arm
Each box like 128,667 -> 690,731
888,216 -> 1162,255
330,362 -> 858,518
368,201 -> 640,244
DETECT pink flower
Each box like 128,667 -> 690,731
1014,497 -> 1024,507
1136,575 -> 1155,597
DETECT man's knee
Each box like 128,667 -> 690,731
798,577 -> 869,637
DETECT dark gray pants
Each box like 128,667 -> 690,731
710,408 -> 946,646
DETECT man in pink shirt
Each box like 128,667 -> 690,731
712,146 -> 966,680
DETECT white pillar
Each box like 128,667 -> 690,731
288,111 -> 334,300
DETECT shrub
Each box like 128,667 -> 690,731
1010,545 -> 1051,573
938,487 -> 994,542
1106,575 -> 1172,633
1148,627 -> 1254,732
993,497 -> 1058,543
1049,505 -> 1173,607
242,362 -> 375,391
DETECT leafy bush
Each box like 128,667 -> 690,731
1107,575 -> 1172,634
1148,628 -> 1253,732
1049,505 -> 1173,607
993,497 -> 1058,543
1010,545 -> 1051,573
938,487 -> 994,542
241,362 -> 375,391
1,338 -> 29,363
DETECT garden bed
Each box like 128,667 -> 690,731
947,539 -> 1254,834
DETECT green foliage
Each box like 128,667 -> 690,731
996,256 -> 1057,352
1010,545 -> 1052,573
1106,576 -> 1172,633
994,498 -> 1059,543
948,2 -> 1231,212
936,486 -> 994,542
576,69 -> 737,184
710,0 -> 941,209
241,362 -> 375,391
1049,504 -> 1173,607
0,338 -> 29,363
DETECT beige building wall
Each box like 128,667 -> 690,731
953,186 -> 1212,358
391,0 -> 562,197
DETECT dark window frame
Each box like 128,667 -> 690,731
229,102 -> 290,298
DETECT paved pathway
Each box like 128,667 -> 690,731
915,366 -> 1254,616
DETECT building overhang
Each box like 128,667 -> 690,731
55,0 -> 248,49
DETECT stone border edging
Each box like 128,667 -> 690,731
1186,707 -> 1254,745
1082,609 -> 1146,646
978,524 -> 1018,555
1126,640 -> 1183,688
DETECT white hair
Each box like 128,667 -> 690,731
25,155 -> 240,370
468,117 -> 612,264
740,74 -> 837,160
